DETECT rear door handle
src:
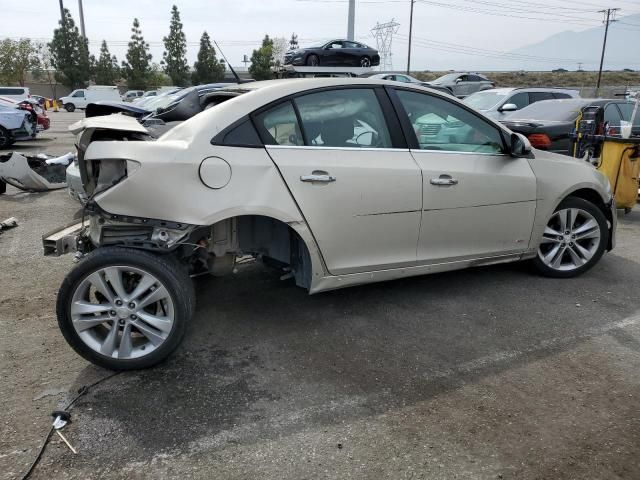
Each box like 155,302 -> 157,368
430,174 -> 458,186
301,173 -> 336,183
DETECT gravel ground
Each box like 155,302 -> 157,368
1,112 -> 639,480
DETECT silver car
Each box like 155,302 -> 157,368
464,88 -> 580,120
44,78 -> 616,370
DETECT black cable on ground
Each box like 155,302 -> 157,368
19,371 -> 122,480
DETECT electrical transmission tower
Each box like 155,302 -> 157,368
371,19 -> 400,71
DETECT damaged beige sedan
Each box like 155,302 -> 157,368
44,78 -> 616,370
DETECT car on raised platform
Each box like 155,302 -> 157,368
284,40 -> 380,67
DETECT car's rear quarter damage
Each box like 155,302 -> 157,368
52,108 -> 326,292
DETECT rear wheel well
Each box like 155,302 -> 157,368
189,215 -> 313,290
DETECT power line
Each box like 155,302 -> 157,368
396,33 -> 593,63
414,0 -> 603,27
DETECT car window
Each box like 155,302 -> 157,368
343,41 -> 359,49
458,75 -> 468,82
395,89 -> 505,154
467,75 -> 483,82
72,90 -> 85,98
328,42 -> 343,49
553,92 -> 572,99
529,92 -> 554,103
395,75 -> 411,83
508,92 -> 529,109
218,119 -> 262,147
0,88 -> 25,95
294,88 -> 393,148
254,101 -> 304,146
616,102 -> 639,126
604,104 -> 622,126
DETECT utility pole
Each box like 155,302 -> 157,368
78,0 -> 86,37
58,0 -> 65,24
596,7 -> 619,95
347,0 -> 355,41
407,0 -> 415,74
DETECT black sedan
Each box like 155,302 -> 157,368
284,40 -> 380,68
501,98 -> 635,155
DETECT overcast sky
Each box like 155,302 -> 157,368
3,0 -> 640,71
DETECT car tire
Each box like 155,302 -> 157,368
533,196 -> 609,278
56,247 -> 196,370
64,103 -> 75,112
0,179 -> 6,195
0,127 -> 13,149
359,56 -> 371,68
306,54 -> 319,67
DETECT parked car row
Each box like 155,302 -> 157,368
0,94 -> 50,148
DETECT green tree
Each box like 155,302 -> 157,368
191,31 -> 224,84
162,5 -> 189,86
92,40 -> 120,85
148,63 -> 173,88
249,35 -> 274,81
48,9 -> 90,89
121,18 -> 152,90
0,38 -> 40,86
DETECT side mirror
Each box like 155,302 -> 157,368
455,78 -> 462,84
500,103 -> 518,112
510,132 -> 532,157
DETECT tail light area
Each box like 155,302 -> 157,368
527,133 -> 552,149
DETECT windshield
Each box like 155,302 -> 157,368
143,88 -> 193,111
464,91 -> 509,110
431,73 -> 459,84
508,100 -> 590,122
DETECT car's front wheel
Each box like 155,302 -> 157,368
306,54 -> 319,66
64,103 -> 75,112
534,197 -> 609,278
359,56 -> 371,67
56,247 -> 195,370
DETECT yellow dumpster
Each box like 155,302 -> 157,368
597,139 -> 639,210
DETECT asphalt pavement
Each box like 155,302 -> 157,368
1,111 -> 639,480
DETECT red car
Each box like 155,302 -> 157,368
0,96 -> 49,131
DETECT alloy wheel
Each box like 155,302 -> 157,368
538,208 -> 601,272
70,265 -> 175,359
360,57 -> 371,67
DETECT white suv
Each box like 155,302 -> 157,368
0,86 -> 30,102
44,78 -> 616,370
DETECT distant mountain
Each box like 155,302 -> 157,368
508,14 -> 640,71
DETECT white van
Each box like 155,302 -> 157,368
59,86 -> 120,112
0,86 -> 30,102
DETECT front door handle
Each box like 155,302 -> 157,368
430,174 -> 458,186
301,172 -> 336,183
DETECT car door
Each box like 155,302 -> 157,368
323,41 -> 344,66
389,88 -> 537,264
342,41 -> 360,66
255,87 -> 423,275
